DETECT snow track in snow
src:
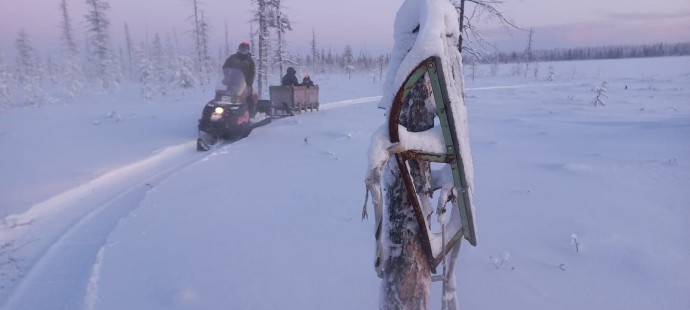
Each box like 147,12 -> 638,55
0,96 -> 380,309
0,142 -> 217,309
321,96 -> 382,110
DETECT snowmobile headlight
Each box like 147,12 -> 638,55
214,107 -> 224,115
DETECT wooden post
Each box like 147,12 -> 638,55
381,77 -> 435,309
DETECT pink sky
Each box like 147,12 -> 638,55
1,0 -> 689,57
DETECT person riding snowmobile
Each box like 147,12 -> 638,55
222,41 -> 256,112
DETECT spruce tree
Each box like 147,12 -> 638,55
84,0 -> 118,89
60,0 -> 85,98
174,55 -> 197,95
15,30 -> 44,105
0,53 -> 14,107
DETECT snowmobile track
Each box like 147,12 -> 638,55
1,141 -> 232,309
0,96 -> 382,309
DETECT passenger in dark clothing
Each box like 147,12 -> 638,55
301,74 -> 314,87
222,41 -> 255,88
281,67 -> 300,86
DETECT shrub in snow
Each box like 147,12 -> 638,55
345,65 -> 355,79
592,81 -> 608,106
547,65 -> 555,81
491,251 -> 511,269
327,151 -> 339,160
489,61 -> 499,77
570,233 -> 580,253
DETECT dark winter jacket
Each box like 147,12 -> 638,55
281,67 -> 300,86
301,77 -> 314,87
222,52 -> 255,87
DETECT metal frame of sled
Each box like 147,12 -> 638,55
388,56 -> 476,271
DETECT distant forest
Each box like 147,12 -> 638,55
475,42 -> 690,64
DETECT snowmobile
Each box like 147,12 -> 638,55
197,68 -> 272,151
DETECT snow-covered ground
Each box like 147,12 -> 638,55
1,56 -> 689,309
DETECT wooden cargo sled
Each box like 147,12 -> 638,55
269,85 -> 320,116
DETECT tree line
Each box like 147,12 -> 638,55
481,41 -> 690,64
0,0 -> 390,108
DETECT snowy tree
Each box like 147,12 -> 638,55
151,33 -> 168,96
62,53 -> 85,99
524,27 -> 534,77
60,0 -> 78,55
0,54 -> 14,107
198,11 -> 213,85
269,0 -> 293,76
310,29 -> 319,74
59,0 -> 85,98
15,29 -> 44,105
224,21 -> 231,57
174,55 -> 198,94
84,0 -> 118,89
253,0 -> 271,96
124,23 -> 134,77
342,44 -> 354,68
173,27 -> 181,56
136,44 -> 155,100
376,55 -> 385,82
249,22 -> 257,57
188,0 -> 212,85
452,0 -> 517,58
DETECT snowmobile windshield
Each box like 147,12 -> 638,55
218,68 -> 247,96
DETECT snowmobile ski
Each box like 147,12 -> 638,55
388,56 -> 476,271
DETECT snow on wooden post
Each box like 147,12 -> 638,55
365,1 -> 474,309
381,76 -> 434,309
